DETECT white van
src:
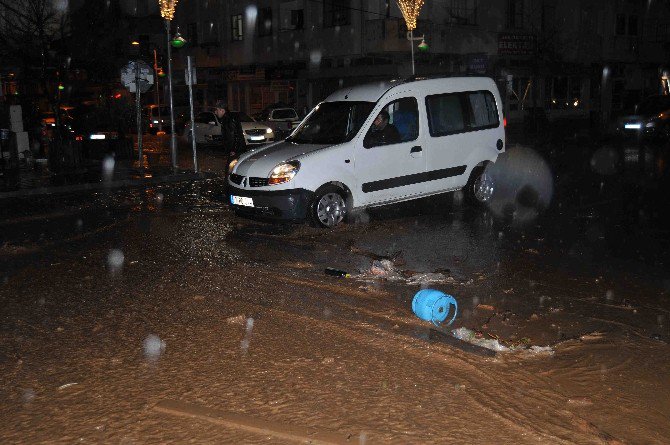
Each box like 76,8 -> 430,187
228,76 -> 505,227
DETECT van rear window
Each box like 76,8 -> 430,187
426,90 -> 499,137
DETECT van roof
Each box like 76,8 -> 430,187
324,76 -> 496,103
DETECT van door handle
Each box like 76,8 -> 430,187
410,146 -> 422,153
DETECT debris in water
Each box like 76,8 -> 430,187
58,382 -> 79,390
406,272 -> 454,286
568,397 -> 593,406
475,304 -> 496,311
412,289 -> 458,327
451,327 -> 555,355
226,314 -> 246,326
324,267 -> 350,278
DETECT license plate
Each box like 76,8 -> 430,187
624,123 -> 641,130
230,195 -> 254,207
250,136 -> 264,141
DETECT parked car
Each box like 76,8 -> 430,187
185,110 -> 274,147
144,105 -> 186,135
228,76 -> 505,227
616,95 -> 670,139
255,107 -> 302,139
70,105 -> 132,160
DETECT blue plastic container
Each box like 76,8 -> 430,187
412,289 -> 458,327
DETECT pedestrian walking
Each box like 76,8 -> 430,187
214,100 -> 245,175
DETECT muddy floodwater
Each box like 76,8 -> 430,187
1,140 -> 670,443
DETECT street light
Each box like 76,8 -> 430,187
170,29 -> 186,48
159,0 -> 181,170
396,0 -> 426,75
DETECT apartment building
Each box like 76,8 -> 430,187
167,0 -> 670,123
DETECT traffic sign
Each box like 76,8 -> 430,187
121,60 -> 154,94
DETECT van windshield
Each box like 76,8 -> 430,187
287,101 -> 374,144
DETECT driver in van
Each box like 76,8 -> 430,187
368,110 -> 401,146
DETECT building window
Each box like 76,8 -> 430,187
292,10 -> 304,29
445,0 -> 477,26
616,14 -> 626,35
257,7 -> 273,36
187,22 -> 198,46
628,15 -> 638,36
324,0 -> 351,27
204,21 -> 219,44
507,0 -> 523,29
231,14 -> 243,41
280,2 -> 304,31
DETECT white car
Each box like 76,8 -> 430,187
186,110 -> 274,146
228,76 -> 505,227
256,107 -> 302,138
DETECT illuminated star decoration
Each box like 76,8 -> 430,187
396,0 -> 425,31
159,0 -> 179,21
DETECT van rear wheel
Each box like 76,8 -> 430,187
465,166 -> 494,206
310,185 -> 348,228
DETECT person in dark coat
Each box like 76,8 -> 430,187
366,110 -> 401,146
214,100 -> 245,172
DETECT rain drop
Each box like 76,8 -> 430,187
143,334 -> 166,361
107,249 -> 124,274
102,155 -> 115,182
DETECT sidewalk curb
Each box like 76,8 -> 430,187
0,171 -> 221,199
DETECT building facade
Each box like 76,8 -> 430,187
165,0 -> 670,124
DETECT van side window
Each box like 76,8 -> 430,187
426,90 -> 499,136
467,91 -> 499,129
426,94 -> 465,136
364,97 -> 419,148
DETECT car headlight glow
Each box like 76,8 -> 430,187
645,121 -> 656,128
228,158 -> 238,174
266,128 -> 273,134
268,161 -> 300,185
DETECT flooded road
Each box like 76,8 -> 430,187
0,137 -> 669,443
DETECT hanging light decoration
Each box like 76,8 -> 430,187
396,0 -> 425,31
159,0 -> 179,21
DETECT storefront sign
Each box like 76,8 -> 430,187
498,33 -> 536,56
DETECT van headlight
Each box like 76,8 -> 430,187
228,158 -> 238,173
268,161 -> 300,185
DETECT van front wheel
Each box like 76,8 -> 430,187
310,185 -> 347,228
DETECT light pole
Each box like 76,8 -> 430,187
396,0 -> 426,76
159,0 -> 180,170
153,49 -> 163,133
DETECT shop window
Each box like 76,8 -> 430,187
231,14 -> 243,41
324,0 -> 351,27
445,0 -> 478,26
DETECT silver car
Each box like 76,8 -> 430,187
186,110 -> 275,147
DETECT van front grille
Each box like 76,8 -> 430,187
249,177 -> 269,187
229,173 -> 244,185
